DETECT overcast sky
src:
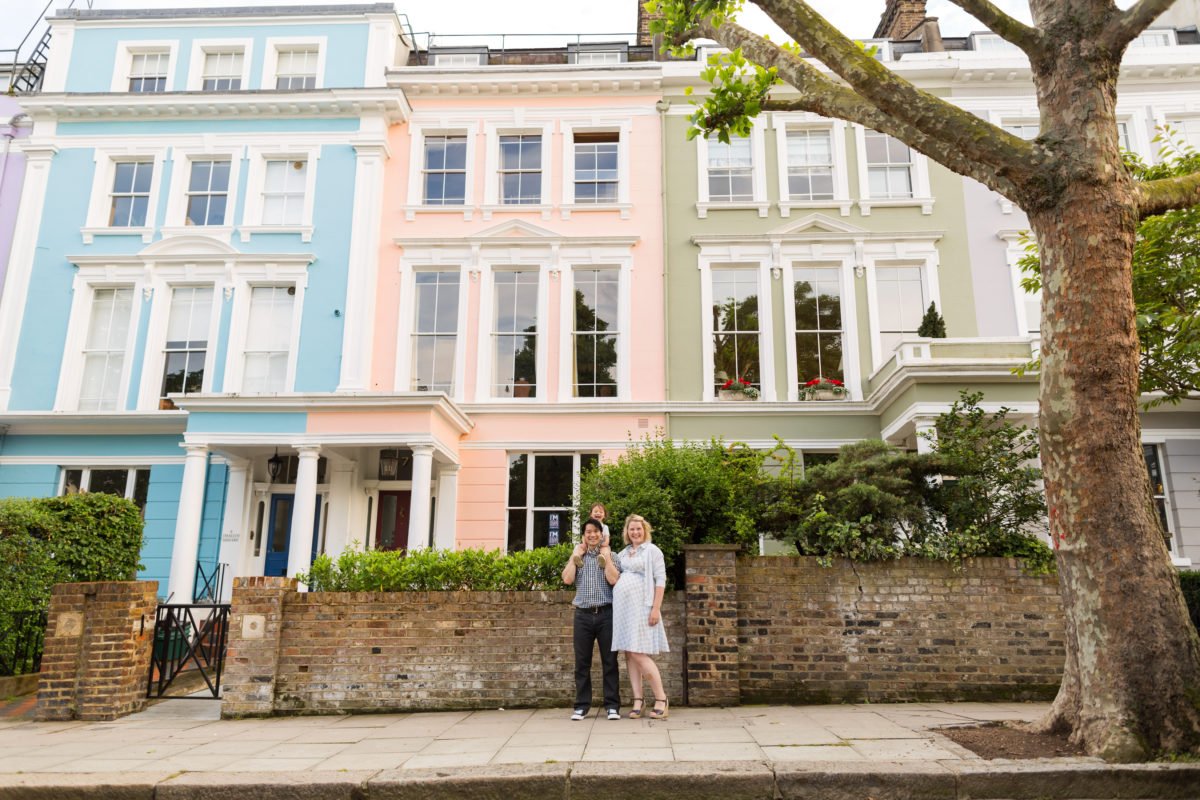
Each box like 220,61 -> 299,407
0,0 -> 1043,52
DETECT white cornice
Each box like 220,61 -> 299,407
0,412 -> 187,435
172,392 -> 474,435
388,64 -> 662,97
21,88 -> 411,124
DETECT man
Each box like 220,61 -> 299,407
561,517 -> 620,720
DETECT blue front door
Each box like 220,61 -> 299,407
264,494 -> 322,577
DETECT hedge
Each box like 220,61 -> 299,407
299,543 -> 575,592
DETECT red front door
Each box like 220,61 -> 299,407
376,491 -> 411,552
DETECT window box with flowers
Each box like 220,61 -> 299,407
800,377 -> 848,401
718,377 -> 760,401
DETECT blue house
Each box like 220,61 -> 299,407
0,4 -> 411,602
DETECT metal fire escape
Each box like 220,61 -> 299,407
5,0 -> 94,95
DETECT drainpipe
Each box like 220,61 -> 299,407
656,98 -> 671,408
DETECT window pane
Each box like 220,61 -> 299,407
507,453 -> 528,507
63,469 -> 83,495
89,469 -> 130,498
533,455 -> 572,507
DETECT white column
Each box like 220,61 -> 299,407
433,464 -> 460,550
0,146 -> 57,410
407,445 -> 435,551
336,139 -> 388,392
287,446 -> 321,580
215,460 -> 250,602
914,419 -> 938,454
322,460 -> 357,559
167,445 -> 210,603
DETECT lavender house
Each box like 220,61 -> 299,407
0,93 -> 31,299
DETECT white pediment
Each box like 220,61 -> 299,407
767,213 -> 869,237
139,236 -> 241,258
473,219 -> 561,239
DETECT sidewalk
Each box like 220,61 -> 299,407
0,699 -> 1195,798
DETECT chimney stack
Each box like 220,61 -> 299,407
637,1 -> 665,58
874,0 -> 928,40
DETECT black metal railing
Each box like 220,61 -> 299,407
0,610 -> 48,677
193,561 -> 228,604
146,603 -> 230,699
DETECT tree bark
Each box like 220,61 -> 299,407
1025,45 -> 1200,760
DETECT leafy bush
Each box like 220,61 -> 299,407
0,493 -> 144,675
578,436 -> 764,576
0,493 -> 144,612
298,543 -> 575,592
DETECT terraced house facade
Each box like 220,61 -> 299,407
0,0 -> 1195,603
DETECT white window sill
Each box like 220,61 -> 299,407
238,225 -> 314,243
481,204 -> 553,221
80,226 -> 154,244
696,201 -> 769,219
858,197 -> 935,216
402,204 -> 474,222
159,225 -> 235,241
560,203 -> 632,220
779,200 -> 853,218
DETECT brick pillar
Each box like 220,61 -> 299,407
683,545 -> 740,706
874,0 -> 927,40
36,581 -> 158,721
221,576 -> 296,718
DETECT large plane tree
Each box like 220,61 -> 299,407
650,0 -> 1200,759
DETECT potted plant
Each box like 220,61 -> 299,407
718,377 -> 761,401
800,377 -> 848,401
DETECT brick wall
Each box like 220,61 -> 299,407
735,557 -> 1064,703
36,581 -> 158,721
874,0 -> 927,39
224,588 -> 684,716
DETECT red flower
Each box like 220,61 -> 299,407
721,378 -> 735,389
805,377 -> 845,387
738,378 -> 751,386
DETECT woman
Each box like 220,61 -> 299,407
605,514 -> 669,719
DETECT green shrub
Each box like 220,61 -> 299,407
578,436 -> 764,576
298,543 -> 575,592
0,493 -> 144,675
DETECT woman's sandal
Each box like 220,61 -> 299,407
649,697 -> 669,720
628,698 -> 645,719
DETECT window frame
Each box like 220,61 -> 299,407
59,467 -> 152,510
558,261 -> 632,402
55,276 -> 144,412
239,145 -> 320,241
137,278 -> 224,410
695,124 -> 769,218
428,48 -> 488,67
162,148 -> 243,236
82,148 -> 168,243
260,37 -> 326,91
110,41 -> 178,93
475,259 -> 550,403
184,158 -> 234,227
698,257 -> 776,401
560,122 -> 631,216
222,272 -> 307,395
865,256 -> 942,371
786,262 -> 851,398
482,122 -> 555,216
405,123 -> 478,218
505,451 -> 600,553
396,265 -> 469,398
185,39 -> 252,92
853,126 -> 934,215
772,114 -> 852,217
567,43 -> 629,64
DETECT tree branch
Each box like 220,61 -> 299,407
1136,170 -> 1200,219
943,0 -> 1044,54
1101,0 -> 1176,52
744,1 -> 1038,183
695,11 -> 1036,198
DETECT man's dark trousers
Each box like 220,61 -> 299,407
573,605 -> 620,712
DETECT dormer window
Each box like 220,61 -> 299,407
1130,29 -> 1175,47
971,33 -> 1022,54
568,43 -> 628,65
429,49 -> 488,67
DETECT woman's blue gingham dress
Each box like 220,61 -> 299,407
611,545 -> 669,655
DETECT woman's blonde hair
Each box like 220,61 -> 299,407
622,514 -> 653,545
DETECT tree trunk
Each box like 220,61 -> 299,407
1030,179 -> 1200,760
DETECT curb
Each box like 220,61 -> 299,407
0,761 -> 1197,800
